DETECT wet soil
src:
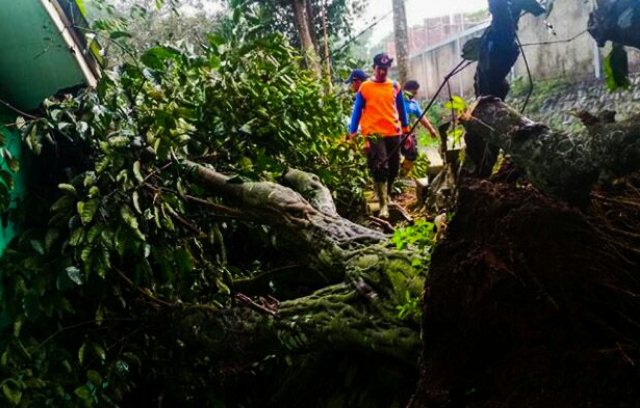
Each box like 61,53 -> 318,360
411,175 -> 640,408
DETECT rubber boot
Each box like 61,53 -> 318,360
400,159 -> 414,176
376,182 -> 389,219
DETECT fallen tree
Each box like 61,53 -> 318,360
409,1 -> 640,405
462,97 -> 640,202
0,22 -> 432,404
174,164 -> 424,365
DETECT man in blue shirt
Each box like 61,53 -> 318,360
345,69 -> 368,93
401,80 -> 438,175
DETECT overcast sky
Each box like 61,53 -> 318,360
358,0 -> 489,44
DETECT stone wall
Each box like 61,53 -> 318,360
508,74 -> 640,131
409,23 -> 487,99
408,0 -> 640,99
513,0 -> 597,80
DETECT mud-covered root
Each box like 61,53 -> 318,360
411,177 -> 640,408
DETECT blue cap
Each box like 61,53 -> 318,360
373,53 -> 393,68
345,69 -> 368,84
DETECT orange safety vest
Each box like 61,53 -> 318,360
358,80 -> 402,137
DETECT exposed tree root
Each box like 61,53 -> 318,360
411,174 -> 640,408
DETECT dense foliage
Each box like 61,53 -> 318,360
0,7 -> 367,405
251,0 -> 366,51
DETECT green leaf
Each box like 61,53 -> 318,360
58,183 -> 77,196
78,199 -> 99,225
133,191 -> 142,213
65,266 -> 83,286
57,267 -> 81,291
87,370 -> 102,386
297,120 -> 311,138
93,343 -> 106,361
141,46 -> 182,70
51,195 -> 73,212
110,31 -> 132,40
121,205 -> 145,241
78,342 -> 87,364
174,247 -> 194,274
6,159 -> 19,172
133,161 -> 144,183
87,224 -> 103,243
69,228 -> 85,247
604,43 -> 631,91
444,96 -> 467,113
2,380 -> 22,406
76,121 -> 89,134
14,117 -> 26,130
13,317 -> 23,337
75,0 -> 87,16
74,385 -> 92,401
30,240 -> 45,255
45,228 -> 60,251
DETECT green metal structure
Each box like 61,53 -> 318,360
0,0 -> 99,255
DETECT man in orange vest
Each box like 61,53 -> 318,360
348,53 -> 409,219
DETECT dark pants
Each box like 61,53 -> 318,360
366,135 -> 401,188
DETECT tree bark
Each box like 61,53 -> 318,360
291,0 -> 322,77
467,0 -> 520,176
173,281 -> 421,365
174,163 -> 425,366
588,0 -> 640,49
392,0 -> 410,84
462,97 -> 640,201
466,0 -> 549,177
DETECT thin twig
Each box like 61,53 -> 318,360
0,97 -> 39,120
115,268 -> 174,307
184,194 -> 246,218
369,216 -> 394,233
592,193 -> 640,209
37,318 -> 139,349
234,293 -> 277,316
519,29 -> 587,47
515,33 -> 534,114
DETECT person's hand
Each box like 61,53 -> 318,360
403,135 -> 415,150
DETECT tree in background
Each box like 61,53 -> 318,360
86,0 -> 223,66
391,0 -> 409,83
253,0 -> 367,76
87,0 -> 366,78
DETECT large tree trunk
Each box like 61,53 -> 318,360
392,0 -> 410,84
473,0 -> 520,100
173,281 -> 421,365
291,0 -> 322,77
466,0 -> 546,176
589,0 -> 640,49
173,162 -> 424,368
462,97 -> 640,202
